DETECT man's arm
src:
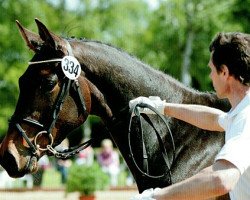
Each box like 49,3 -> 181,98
153,159 -> 240,200
129,97 -> 225,132
164,103 -> 225,132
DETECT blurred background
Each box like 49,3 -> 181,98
0,0 -> 249,193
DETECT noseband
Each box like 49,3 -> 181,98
9,42 -> 92,159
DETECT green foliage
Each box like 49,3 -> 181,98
66,162 -> 109,195
231,0 -> 250,32
137,0 -> 240,91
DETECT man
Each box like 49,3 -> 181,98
129,32 -> 250,200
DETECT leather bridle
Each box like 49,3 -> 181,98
8,42 -> 92,159
128,103 -> 176,184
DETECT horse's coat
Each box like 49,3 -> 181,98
0,19 -> 230,199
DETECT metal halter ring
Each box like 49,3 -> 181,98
34,131 -> 54,151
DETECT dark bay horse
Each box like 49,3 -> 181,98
0,19 -> 230,199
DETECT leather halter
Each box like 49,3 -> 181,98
128,103 -> 176,184
9,41 -> 92,159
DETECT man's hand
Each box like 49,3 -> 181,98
129,96 -> 166,115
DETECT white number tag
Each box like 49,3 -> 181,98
61,56 -> 81,80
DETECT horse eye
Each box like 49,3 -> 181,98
40,79 -> 57,92
47,81 -> 56,91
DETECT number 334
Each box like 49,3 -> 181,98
61,56 -> 81,80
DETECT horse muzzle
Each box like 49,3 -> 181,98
0,127 -> 39,178
0,147 -> 38,178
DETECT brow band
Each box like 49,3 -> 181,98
28,58 -> 62,65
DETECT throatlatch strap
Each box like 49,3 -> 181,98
73,80 -> 88,117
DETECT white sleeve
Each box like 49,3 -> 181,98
218,112 -> 228,130
216,114 -> 250,174
215,136 -> 250,174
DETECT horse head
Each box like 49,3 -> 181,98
0,19 -> 100,177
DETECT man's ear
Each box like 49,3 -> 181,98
220,64 -> 234,83
221,64 -> 229,77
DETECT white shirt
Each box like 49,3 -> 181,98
216,93 -> 250,200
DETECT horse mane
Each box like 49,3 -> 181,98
67,36 -> 143,62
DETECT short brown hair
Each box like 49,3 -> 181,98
209,32 -> 250,85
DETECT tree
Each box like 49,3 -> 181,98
231,0 -> 250,32
137,0 -> 240,91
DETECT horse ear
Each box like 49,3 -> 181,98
16,20 -> 43,52
35,18 -> 65,51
